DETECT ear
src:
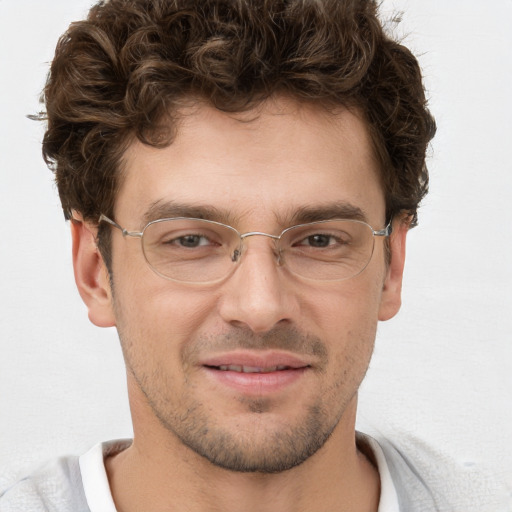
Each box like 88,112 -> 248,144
71,214 -> 116,328
378,217 -> 409,321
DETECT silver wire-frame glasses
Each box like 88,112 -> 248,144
99,214 -> 392,284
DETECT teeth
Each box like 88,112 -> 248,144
217,365 -> 290,373
218,365 -> 241,372
242,366 -> 265,373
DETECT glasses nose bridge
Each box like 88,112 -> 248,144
240,231 -> 281,242
237,231 -> 282,263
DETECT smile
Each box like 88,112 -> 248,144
200,352 -> 313,395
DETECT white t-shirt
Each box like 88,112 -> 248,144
78,436 -> 400,512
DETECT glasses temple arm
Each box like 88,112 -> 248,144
374,218 -> 393,237
98,214 -> 142,238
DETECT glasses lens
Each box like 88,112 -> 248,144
142,219 -> 240,282
280,220 -> 375,281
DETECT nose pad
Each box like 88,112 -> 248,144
231,248 -> 241,263
275,246 -> 284,266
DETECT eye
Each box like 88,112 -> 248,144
171,234 -> 213,248
295,232 -> 349,248
299,234 -> 336,248
162,233 -> 220,249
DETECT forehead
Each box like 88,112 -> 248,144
117,98 -> 385,228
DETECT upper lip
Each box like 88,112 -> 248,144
200,351 -> 313,370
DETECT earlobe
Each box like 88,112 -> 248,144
71,214 -> 116,328
378,217 -> 409,322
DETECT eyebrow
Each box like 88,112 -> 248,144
287,203 -> 369,225
142,200 -> 241,226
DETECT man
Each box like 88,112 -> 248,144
1,0 -> 437,510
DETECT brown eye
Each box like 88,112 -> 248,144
302,235 -> 334,248
175,235 -> 207,248
160,233 -> 218,248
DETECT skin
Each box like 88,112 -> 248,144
72,97 -> 408,512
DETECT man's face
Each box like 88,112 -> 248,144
83,98 -> 405,473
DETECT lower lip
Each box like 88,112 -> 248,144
203,366 -> 309,395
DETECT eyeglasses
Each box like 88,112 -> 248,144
99,214 -> 392,284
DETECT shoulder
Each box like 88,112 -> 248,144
369,434 -> 510,512
373,436 -> 440,511
357,431 -> 442,511
0,456 -> 89,512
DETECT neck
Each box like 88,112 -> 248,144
105,399 -> 380,512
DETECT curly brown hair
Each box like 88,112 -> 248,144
40,0 -> 435,265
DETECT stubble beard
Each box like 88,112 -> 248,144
121,326 -> 365,474
148,390 -> 339,474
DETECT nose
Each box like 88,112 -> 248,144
217,236 -> 299,333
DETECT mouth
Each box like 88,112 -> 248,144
200,352 -> 312,394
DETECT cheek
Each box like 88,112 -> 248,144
302,273 -> 384,371
304,273 -> 384,333
113,287 -> 217,400
111,238 -> 215,327
113,271 -> 220,355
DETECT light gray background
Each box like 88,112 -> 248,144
0,1 -> 511,510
